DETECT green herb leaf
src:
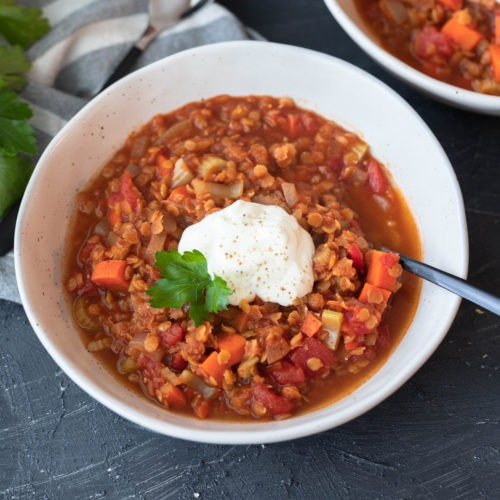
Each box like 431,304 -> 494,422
0,153 -> 33,219
147,249 -> 233,326
205,276 -> 232,313
0,84 -> 37,156
0,45 -> 29,91
0,1 -> 50,48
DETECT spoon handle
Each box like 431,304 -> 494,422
101,46 -> 143,91
395,252 -> 500,315
100,0 -> 212,92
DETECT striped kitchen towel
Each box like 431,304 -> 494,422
0,0 -> 254,303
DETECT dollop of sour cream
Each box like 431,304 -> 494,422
178,200 -> 315,306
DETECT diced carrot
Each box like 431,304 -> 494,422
217,333 -> 246,366
192,398 -> 211,419
91,260 -> 129,292
441,15 -> 483,51
161,383 -> 187,408
358,282 -> 392,310
437,0 -> 462,11
300,312 -> 323,338
489,44 -> 500,83
496,13 -> 500,45
168,185 -> 194,203
365,250 -> 401,292
199,351 -> 228,387
234,310 -> 250,332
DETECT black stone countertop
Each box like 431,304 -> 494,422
1,0 -> 499,498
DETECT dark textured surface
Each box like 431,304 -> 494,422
1,0 -> 499,498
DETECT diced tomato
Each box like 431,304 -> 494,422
170,353 -> 188,373
119,171 -> 142,211
347,243 -> 365,273
413,27 -> 455,62
137,354 -> 165,391
252,382 -> 294,417
160,323 -> 186,347
367,159 -> 388,194
287,113 -> 302,139
286,112 -> 319,139
267,361 -> 305,386
301,112 -> 319,135
342,303 -> 379,337
167,185 -> 194,204
107,171 -> 144,225
289,337 -> 335,378
437,0 -> 462,11
377,324 -> 391,350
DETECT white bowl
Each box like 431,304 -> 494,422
15,41 -> 467,444
324,0 -> 500,115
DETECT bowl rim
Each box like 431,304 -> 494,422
15,40 -> 468,444
323,0 -> 500,114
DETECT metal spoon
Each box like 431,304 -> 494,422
100,0 -> 212,91
382,248 -> 500,315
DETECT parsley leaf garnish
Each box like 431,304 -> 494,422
0,154 -> 33,219
0,0 -> 50,48
0,45 -> 29,91
147,250 -> 233,326
0,83 -> 37,157
0,1 -> 50,221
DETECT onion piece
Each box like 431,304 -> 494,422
94,219 -> 110,237
129,332 -> 147,349
192,178 -> 244,199
118,356 -> 137,374
130,136 -> 148,159
198,155 -> 227,177
179,370 -> 218,399
171,158 -> 194,188
352,140 -> 369,162
159,119 -> 192,143
145,232 -> 166,263
321,310 -> 343,351
73,297 -> 98,331
87,337 -> 112,352
379,0 -> 408,25
161,366 -> 180,385
281,181 -> 298,207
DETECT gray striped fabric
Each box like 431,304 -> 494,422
0,0 -> 253,303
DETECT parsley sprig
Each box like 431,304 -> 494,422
0,1 -> 50,220
147,250 -> 233,326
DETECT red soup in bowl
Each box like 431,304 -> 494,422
64,94 -> 421,421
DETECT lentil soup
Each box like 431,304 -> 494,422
355,0 -> 500,95
65,95 -> 421,421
